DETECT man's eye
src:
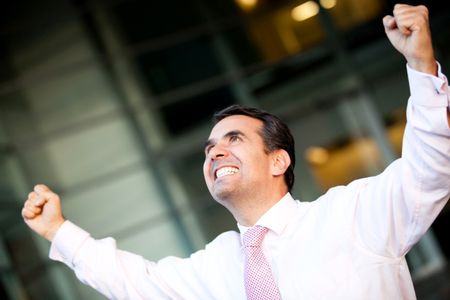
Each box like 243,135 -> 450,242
230,135 -> 241,142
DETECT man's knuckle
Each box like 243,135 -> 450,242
23,208 -> 31,216
418,5 -> 428,13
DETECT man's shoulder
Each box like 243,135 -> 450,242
305,176 -> 373,216
312,177 -> 369,203
206,230 -> 241,249
188,230 -> 241,265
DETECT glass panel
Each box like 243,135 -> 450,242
0,0 -> 78,43
0,124 -> 8,148
234,0 -> 326,62
281,92 -> 389,198
180,210 -> 208,250
160,86 -> 235,135
136,37 -> 224,95
112,0 -> 205,44
0,50 -> 14,84
23,118 -> 143,189
119,219 -> 188,259
0,91 -> 41,142
8,20 -> 94,75
204,0 -> 241,19
327,0 -> 385,31
62,168 -> 167,238
0,156 -> 29,200
3,18 -> 121,138
3,228 -> 59,299
22,66 -> 120,136
432,211 -> 450,260
222,27 -> 263,67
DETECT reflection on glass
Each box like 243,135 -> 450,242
236,1 -> 325,62
320,0 -> 337,10
234,0 -> 258,11
306,137 -> 383,190
305,108 -> 406,191
326,0 -> 384,30
234,0 -> 385,62
291,1 -> 320,22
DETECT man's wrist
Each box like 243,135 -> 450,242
407,57 -> 437,76
46,219 -> 66,242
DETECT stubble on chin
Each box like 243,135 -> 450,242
212,187 -> 235,204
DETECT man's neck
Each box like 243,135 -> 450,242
231,189 -> 288,227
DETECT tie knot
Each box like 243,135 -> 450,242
243,225 -> 269,247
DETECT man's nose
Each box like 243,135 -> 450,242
209,144 -> 228,160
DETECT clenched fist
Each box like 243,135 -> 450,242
383,4 -> 436,75
22,184 -> 65,242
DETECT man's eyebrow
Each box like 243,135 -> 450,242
223,130 -> 246,139
204,130 -> 247,151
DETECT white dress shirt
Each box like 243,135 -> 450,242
50,64 -> 450,300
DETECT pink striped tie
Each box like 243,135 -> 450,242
243,226 -> 281,300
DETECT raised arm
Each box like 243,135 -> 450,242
354,4 -> 450,257
21,184 -> 210,298
384,4 -> 449,126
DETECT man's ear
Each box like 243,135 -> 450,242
271,149 -> 291,176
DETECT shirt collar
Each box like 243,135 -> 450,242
237,192 -> 297,238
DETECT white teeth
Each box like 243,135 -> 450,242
216,167 -> 239,178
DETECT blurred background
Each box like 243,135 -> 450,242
0,0 -> 449,299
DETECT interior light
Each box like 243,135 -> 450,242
320,0 -> 337,9
291,1 -> 320,22
305,146 -> 329,165
235,0 -> 258,11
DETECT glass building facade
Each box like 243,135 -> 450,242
0,0 -> 449,298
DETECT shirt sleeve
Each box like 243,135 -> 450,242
49,221 -> 209,299
353,63 -> 450,258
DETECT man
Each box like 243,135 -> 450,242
22,4 -> 450,300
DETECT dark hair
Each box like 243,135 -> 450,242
213,104 -> 296,192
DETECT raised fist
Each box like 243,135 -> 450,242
22,184 -> 65,241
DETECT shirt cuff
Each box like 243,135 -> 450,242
49,220 -> 90,268
407,62 -> 449,108
406,62 -> 450,107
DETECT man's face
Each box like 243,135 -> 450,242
203,115 -> 273,204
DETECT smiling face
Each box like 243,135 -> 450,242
203,115 -> 274,206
